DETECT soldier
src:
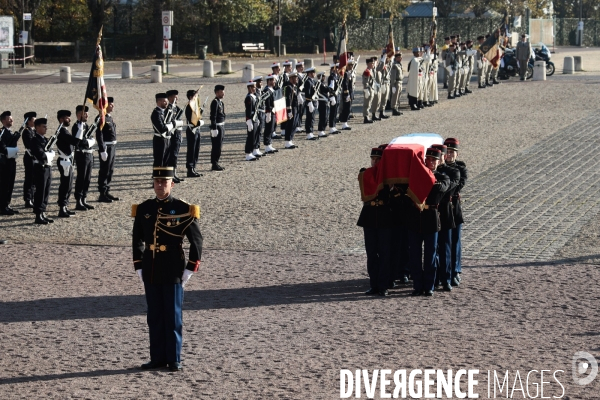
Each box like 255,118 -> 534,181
476,35 -> 488,89
184,89 -> 204,178
283,71 -> 300,149
369,56 -> 382,121
431,144 -> 460,291
445,43 -> 457,100
406,148 -> 450,296
303,67 -> 319,140
327,64 -> 340,134
316,72 -> 330,137
440,37 -> 451,89
389,180 -> 412,285
455,42 -> 467,97
347,52 -> 357,120
0,111 -> 20,215
97,97 -> 119,202
516,33 -> 532,81
338,62 -> 353,131
463,40 -> 475,94
376,53 -> 391,119
262,74 -> 279,153
389,52 -> 404,116
281,60 -> 292,86
209,85 -> 226,171
362,58 -> 376,123
253,76 -> 266,157
444,138 -> 467,286
484,34 -> 495,86
21,111 -> 37,208
165,90 -> 185,183
407,48 -> 423,110
295,61 -> 305,134
72,105 -> 96,211
269,63 -> 283,140
426,47 -> 439,106
132,166 -> 203,372
152,93 -> 180,168
244,80 -> 259,161
29,118 -> 55,224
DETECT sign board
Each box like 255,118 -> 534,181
274,25 -> 282,37
432,7 -> 437,17
162,11 -> 173,26
514,16 -> 521,28
163,26 -> 171,40
162,39 -> 172,55
23,13 -> 31,21
577,21 -> 584,31
19,31 -> 28,44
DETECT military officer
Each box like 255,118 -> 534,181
338,62 -> 353,131
389,52 -> 404,116
316,72 -> 330,137
97,97 -> 119,202
375,52 -> 391,119
303,67 -> 319,140
362,58 -> 376,123
165,90 -> 185,183
445,43 -> 457,99
244,80 -> 259,161
262,74 -> 279,153
295,61 -> 305,134
253,76 -> 266,158
152,93 -> 181,168
406,148 -> 450,296
21,111 -> 37,208
132,166 -> 203,372
209,85 -> 226,171
475,35 -> 488,89
444,138 -> 467,286
407,47 -> 423,110
72,105 -> 96,211
29,118 -> 55,224
0,111 -> 20,215
327,64 -> 340,134
440,37 -> 451,89
283,71 -> 300,149
184,89 -> 203,177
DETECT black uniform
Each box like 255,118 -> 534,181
72,121 -> 94,203
339,71 -> 352,124
209,98 -> 225,165
167,104 -> 184,171
55,126 -> 83,208
97,114 -> 117,195
262,87 -> 276,146
436,163 -> 460,287
132,195 -> 203,366
283,80 -> 299,141
184,104 -> 201,172
244,92 -> 258,155
22,126 -> 36,205
317,78 -> 330,132
303,77 -> 317,134
447,160 -> 468,280
29,132 -> 52,215
327,73 -> 339,129
389,184 -> 413,282
151,106 -> 171,167
254,87 -> 266,151
0,127 -> 19,211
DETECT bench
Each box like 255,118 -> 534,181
242,43 -> 270,57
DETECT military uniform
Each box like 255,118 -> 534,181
0,111 -> 20,215
338,68 -> 353,130
209,87 -> 226,170
464,41 -> 476,92
302,69 -> 318,139
184,90 -> 202,177
440,38 -> 450,88
327,68 -> 340,133
362,59 -> 376,122
389,55 -> 404,115
375,56 -> 391,119
21,112 -> 37,208
389,183 -> 412,283
316,73 -> 330,136
283,73 -> 299,147
445,45 -> 458,99
97,104 -> 118,201
55,110 -> 86,216
132,167 -> 203,370
72,106 -> 96,210
244,81 -> 259,160
151,93 -> 174,167
369,60 -> 383,120
29,118 -> 55,224
262,76 -> 278,151
475,38 -> 488,88
166,90 -> 185,182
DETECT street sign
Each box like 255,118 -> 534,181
162,11 -> 173,26
23,13 -> 31,21
19,31 -> 28,44
514,16 -> 521,28
578,21 -> 584,31
163,39 -> 172,55
163,26 -> 171,40
432,7 -> 437,17
274,25 -> 282,37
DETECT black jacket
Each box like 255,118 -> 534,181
209,98 -> 226,130
244,93 -> 257,121
29,133 -> 50,165
407,171 -> 451,234
447,160 -> 468,224
283,81 -> 298,111
357,183 -> 393,229
132,195 -> 203,284
437,163 -> 461,230
56,126 -> 83,157
151,107 -> 170,137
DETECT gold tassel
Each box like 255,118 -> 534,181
190,205 -> 201,219
131,204 -> 138,217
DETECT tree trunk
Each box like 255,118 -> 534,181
210,19 -> 222,55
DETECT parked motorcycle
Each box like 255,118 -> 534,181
533,44 -> 555,76
498,48 -> 533,80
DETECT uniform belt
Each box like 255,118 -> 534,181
77,149 -> 94,153
104,141 -> 117,145
145,244 -> 179,252
365,200 -> 386,207
57,150 -> 73,160
154,132 -> 171,138
215,122 -> 225,126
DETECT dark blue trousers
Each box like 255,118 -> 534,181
408,231 -> 438,292
391,225 -> 410,281
144,283 -> 183,364
363,227 -> 393,291
284,110 -> 299,141
437,229 -> 452,286
451,223 -> 463,278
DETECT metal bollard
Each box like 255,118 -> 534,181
573,56 -> 583,71
220,60 -> 232,74
122,61 -> 132,79
203,60 -> 214,78
151,65 -> 162,83
242,63 -> 254,83
60,66 -> 71,83
533,61 -> 546,81
563,56 -> 574,74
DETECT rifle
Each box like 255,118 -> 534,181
7,117 -> 29,147
298,73 -> 308,91
44,123 -> 63,152
200,96 -> 209,117
276,74 -> 284,88
252,90 -> 271,122
311,74 -> 324,101
164,97 -> 176,123
83,116 -> 100,140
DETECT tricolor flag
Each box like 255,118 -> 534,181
84,27 -> 108,128
385,20 -> 395,60
337,22 -> 348,74
479,31 -> 501,68
273,88 -> 287,125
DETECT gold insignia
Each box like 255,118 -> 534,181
144,214 -> 151,219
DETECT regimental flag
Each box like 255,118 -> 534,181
188,90 -> 206,127
385,20 -> 395,60
273,88 -> 287,125
480,31 -> 500,68
84,27 -> 108,128
337,22 -> 348,74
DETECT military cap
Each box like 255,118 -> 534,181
266,74 -> 276,80
444,37 -> 450,41
305,67 -> 315,73
477,35 -> 485,40
521,33 -> 527,38
450,35 -> 456,39
252,76 -> 263,82
449,43 -> 455,48
317,71 -> 325,77
444,137 -> 460,150
288,72 -> 298,77
271,62 -> 280,69
34,118 -> 47,126
155,93 -> 168,100
107,96 -> 114,103
295,61 -> 304,67
347,59 -> 354,64
426,147 -> 442,159
214,84 -> 225,92
370,148 -> 384,158
75,105 -> 89,113
431,144 -> 448,154
466,40 -> 473,46
0,111 -> 11,119
394,52 -> 402,57
366,58 -> 372,64
412,47 -> 420,52
378,144 -> 388,150
186,89 -> 197,98
152,166 -> 174,179
166,90 -> 179,97
246,80 -> 256,87
24,111 -> 37,119
282,60 -> 292,66
57,110 -> 71,119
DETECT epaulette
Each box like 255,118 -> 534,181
363,69 -> 371,77
131,204 -> 138,217
190,205 -> 201,219
441,44 -> 449,50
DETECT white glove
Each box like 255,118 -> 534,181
246,119 -> 253,131
210,129 -> 218,138
165,122 -> 174,132
182,269 -> 193,288
265,113 -> 272,123
45,151 -> 55,164
6,147 -> 18,158
59,159 -> 72,176
364,89 -> 370,98
329,97 -> 336,106
392,87 -> 397,94
477,61 -> 483,69
297,93 -> 304,105
85,138 -> 95,149
199,120 -> 205,127
100,151 -> 108,162
287,112 -> 292,119
136,269 -> 143,284
380,55 -> 386,63
307,102 -> 314,113
175,120 -> 184,128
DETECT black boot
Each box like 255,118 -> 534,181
82,198 -> 95,210
106,192 -> 120,201
372,114 -> 381,121
187,168 -> 201,177
75,198 -> 87,211
363,116 -> 373,124
211,163 -> 224,171
35,213 -> 49,224
58,206 -> 71,218
379,111 -> 390,119
465,88 -> 473,94
43,213 -> 54,223
25,199 -> 34,208
392,110 -> 402,116
98,192 -> 113,203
